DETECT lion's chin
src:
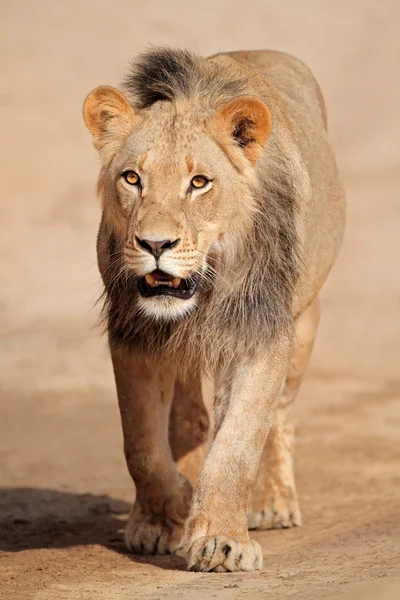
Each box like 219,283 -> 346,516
136,294 -> 197,321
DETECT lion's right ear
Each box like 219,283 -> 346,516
83,86 -> 135,152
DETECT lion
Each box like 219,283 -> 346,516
83,47 -> 345,572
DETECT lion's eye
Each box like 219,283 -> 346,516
122,170 -> 140,186
191,175 -> 209,189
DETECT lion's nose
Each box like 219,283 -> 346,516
135,237 -> 180,259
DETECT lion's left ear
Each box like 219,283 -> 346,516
83,85 -> 136,153
216,96 -> 272,164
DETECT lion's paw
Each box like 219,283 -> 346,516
125,516 -> 182,555
183,536 -> 263,572
247,494 -> 302,530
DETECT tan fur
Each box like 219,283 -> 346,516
248,296 -> 320,529
83,48 -> 345,572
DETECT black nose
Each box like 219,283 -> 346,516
135,237 -> 180,259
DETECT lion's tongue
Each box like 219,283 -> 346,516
144,272 -> 182,289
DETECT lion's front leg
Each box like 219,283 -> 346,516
111,345 -> 192,555
169,376 -> 210,488
248,298 -> 320,530
180,336 -> 291,572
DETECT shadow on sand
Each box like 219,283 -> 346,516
0,487 -> 186,570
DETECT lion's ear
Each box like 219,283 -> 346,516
216,96 -> 272,164
83,86 -> 135,152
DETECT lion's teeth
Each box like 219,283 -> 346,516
145,273 -> 157,287
145,274 -> 181,289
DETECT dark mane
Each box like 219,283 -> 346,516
123,47 -> 248,110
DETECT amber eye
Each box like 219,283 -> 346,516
122,170 -> 140,186
191,175 -> 209,189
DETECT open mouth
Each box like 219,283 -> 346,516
137,269 -> 200,300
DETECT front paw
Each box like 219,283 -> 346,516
125,511 -> 183,555
182,536 -> 263,572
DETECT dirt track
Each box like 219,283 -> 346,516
1,1 -> 399,598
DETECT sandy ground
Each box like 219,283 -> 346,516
1,1 -> 399,598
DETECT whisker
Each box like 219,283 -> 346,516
195,249 -> 236,277
103,252 -> 125,277
194,258 -> 234,291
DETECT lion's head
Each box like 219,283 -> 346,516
83,49 -> 300,369
83,49 -> 273,321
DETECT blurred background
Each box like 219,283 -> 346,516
1,2 -> 399,599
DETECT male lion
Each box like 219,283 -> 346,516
83,48 -> 345,572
